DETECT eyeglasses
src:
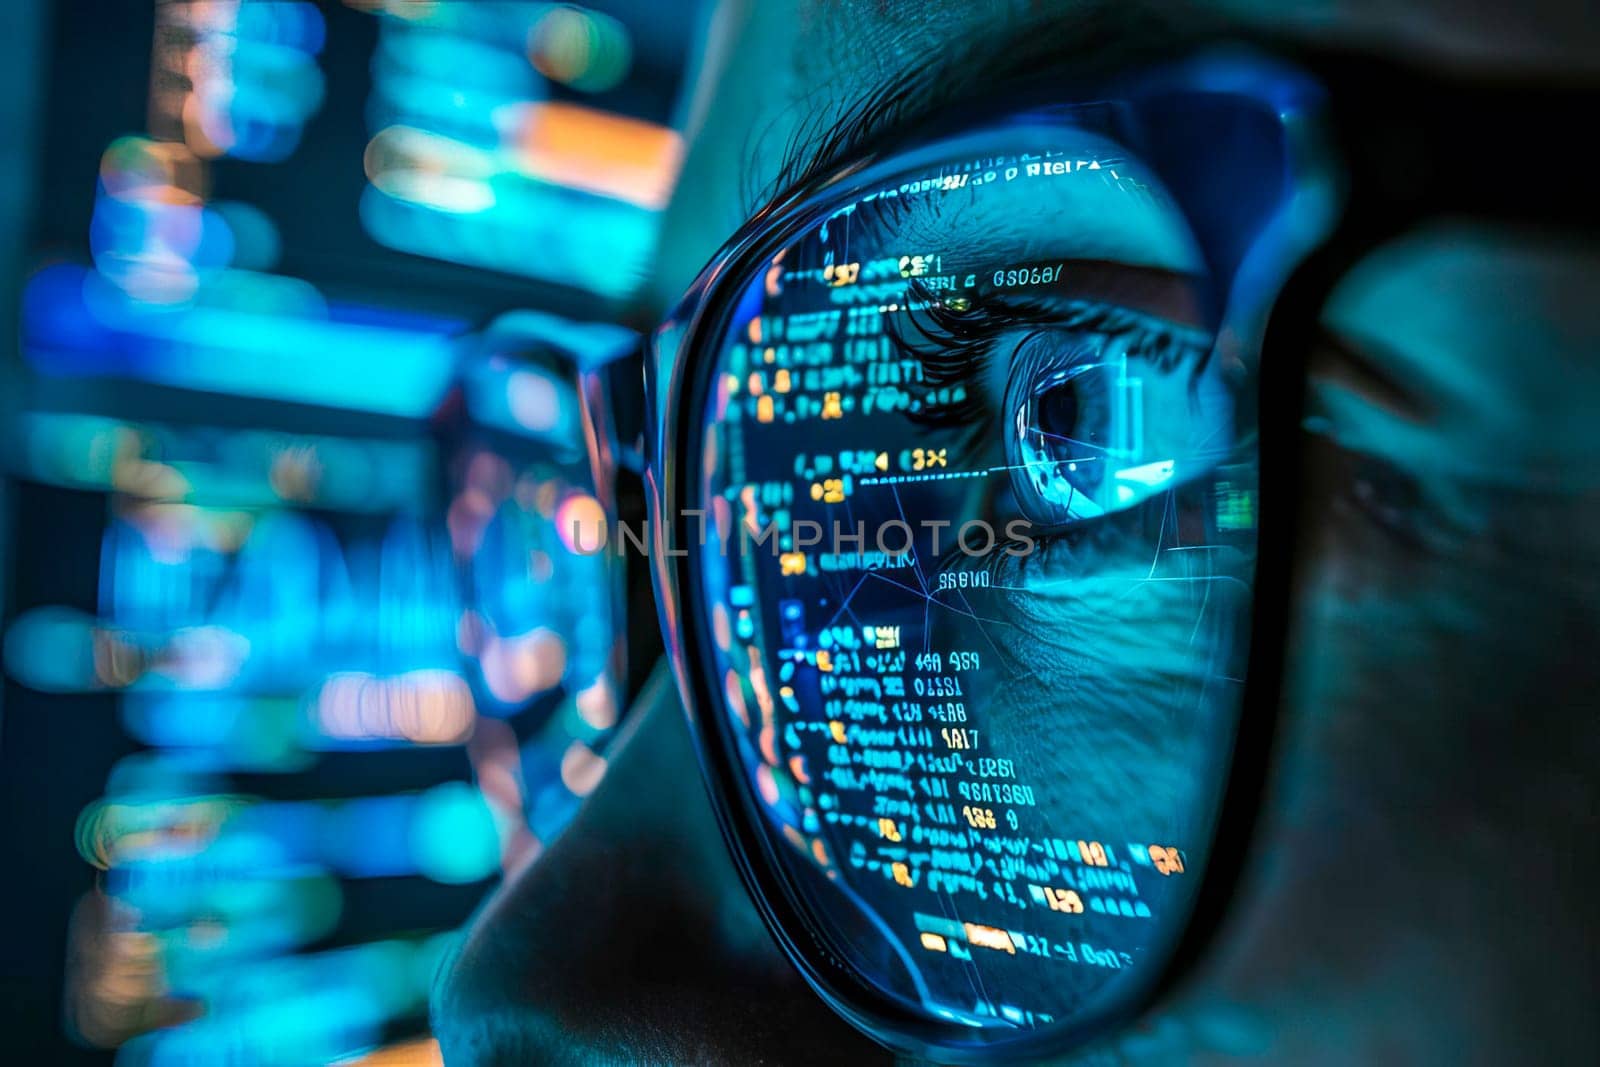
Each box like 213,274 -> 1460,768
637,40 -> 1599,1062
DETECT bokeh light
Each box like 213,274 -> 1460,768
5,0 -> 687,1059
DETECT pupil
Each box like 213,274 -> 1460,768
1037,380 -> 1081,445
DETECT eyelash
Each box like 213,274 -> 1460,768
885,281 -> 1058,432
886,280 -> 1211,440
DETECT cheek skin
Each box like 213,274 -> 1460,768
983,563 -> 1249,842
1051,227 -> 1600,1065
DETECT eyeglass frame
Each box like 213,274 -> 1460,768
633,34 -> 1600,1062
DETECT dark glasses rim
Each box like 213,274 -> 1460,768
642,37 -> 1600,1061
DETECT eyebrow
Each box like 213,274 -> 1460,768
747,0 -> 1210,214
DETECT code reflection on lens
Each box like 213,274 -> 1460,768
694,125 -> 1258,1034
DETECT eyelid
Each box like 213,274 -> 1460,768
1308,327 -> 1430,424
1005,262 -> 1209,327
807,125 -> 1205,282
899,262 -> 1211,344
889,283 -> 1214,436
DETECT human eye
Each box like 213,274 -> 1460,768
896,279 -> 1229,531
672,101 -> 1272,1053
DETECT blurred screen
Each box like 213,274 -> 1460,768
0,1 -> 697,1061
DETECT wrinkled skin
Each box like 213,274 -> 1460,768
434,2 -> 1600,1063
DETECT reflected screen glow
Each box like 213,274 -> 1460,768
695,123 -> 1258,1035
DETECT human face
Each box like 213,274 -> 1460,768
434,3 -> 1600,1063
